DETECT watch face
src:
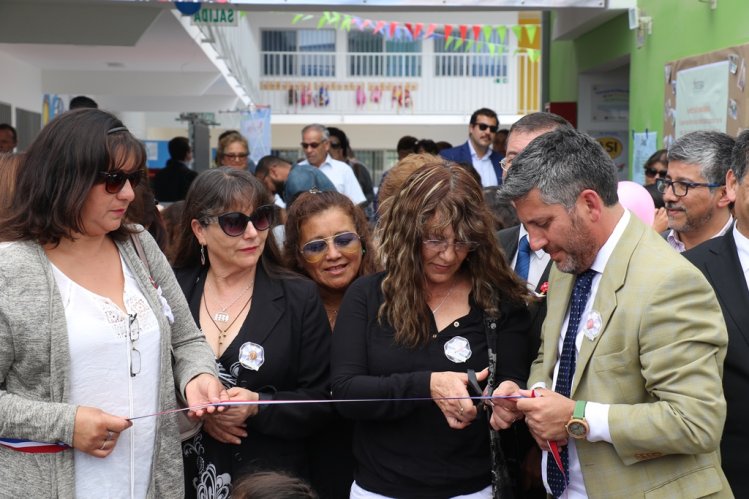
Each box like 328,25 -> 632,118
567,421 -> 587,438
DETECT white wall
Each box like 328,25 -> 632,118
0,49 -> 43,123
578,64 -> 630,179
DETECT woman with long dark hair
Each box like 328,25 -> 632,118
172,168 -> 332,497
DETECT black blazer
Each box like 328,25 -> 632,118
176,263 -> 332,478
152,159 -> 198,203
684,229 -> 749,497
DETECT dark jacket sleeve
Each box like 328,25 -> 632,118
245,277 -> 333,438
330,274 -> 432,421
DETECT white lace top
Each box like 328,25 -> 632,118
51,255 -> 160,499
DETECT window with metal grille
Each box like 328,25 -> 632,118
261,30 -> 336,77
434,32 -> 509,79
348,31 -> 422,77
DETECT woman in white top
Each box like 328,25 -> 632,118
0,108 -> 227,498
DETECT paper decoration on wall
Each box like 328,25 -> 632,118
291,11 -> 541,58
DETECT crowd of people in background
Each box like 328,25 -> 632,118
0,104 -> 746,499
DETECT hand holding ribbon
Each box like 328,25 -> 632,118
184,373 -> 230,418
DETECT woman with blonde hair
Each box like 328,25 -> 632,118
332,160 -> 532,498
216,132 -> 250,170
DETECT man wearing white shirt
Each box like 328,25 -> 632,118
439,108 -> 504,187
684,129 -> 749,497
491,127 -> 730,498
298,124 -> 366,205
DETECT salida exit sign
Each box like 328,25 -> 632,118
191,8 -> 238,27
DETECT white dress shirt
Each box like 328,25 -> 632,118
468,140 -> 498,187
299,155 -> 366,204
734,224 -> 749,287
511,224 -> 552,290
536,210 -> 631,499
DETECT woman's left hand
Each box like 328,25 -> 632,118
430,368 -> 489,429
202,387 -> 260,445
184,373 -> 230,418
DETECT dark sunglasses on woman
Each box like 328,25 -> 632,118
203,205 -> 274,237
97,170 -> 144,194
301,232 -> 361,263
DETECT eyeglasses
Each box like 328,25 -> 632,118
128,313 -> 140,377
655,178 -> 723,197
473,123 -> 499,134
96,169 -> 143,194
301,140 -> 327,150
500,156 -> 514,172
301,232 -> 362,263
423,239 -> 479,253
223,152 -> 249,161
329,142 -> 342,150
644,167 -> 668,178
203,205 -> 274,236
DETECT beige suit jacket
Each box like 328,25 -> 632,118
530,215 -> 732,498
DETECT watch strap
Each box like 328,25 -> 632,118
573,399 -> 587,419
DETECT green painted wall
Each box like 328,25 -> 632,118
550,0 -> 749,149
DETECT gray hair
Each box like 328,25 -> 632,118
730,129 -> 749,183
499,127 -> 619,209
509,112 -> 572,136
667,131 -> 734,185
301,123 -> 330,141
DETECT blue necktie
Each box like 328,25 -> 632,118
515,235 -> 531,281
547,269 -> 597,498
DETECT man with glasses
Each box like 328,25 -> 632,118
298,123 -> 365,205
684,129 -> 749,497
658,130 -> 734,252
439,107 -> 504,187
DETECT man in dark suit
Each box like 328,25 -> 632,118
440,108 -> 504,187
495,112 -> 571,499
498,112 -> 572,357
684,129 -> 749,497
152,136 -> 197,203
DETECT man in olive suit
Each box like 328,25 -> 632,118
491,128 -> 731,498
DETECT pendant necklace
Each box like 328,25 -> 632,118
203,292 -> 253,353
430,281 -> 456,314
206,279 -> 253,323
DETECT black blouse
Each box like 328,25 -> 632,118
331,272 -> 531,499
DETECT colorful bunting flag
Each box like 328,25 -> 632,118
291,11 -> 542,59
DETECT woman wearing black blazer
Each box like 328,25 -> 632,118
172,168 -> 331,498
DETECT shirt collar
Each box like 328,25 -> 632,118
468,139 -> 491,161
519,224 -> 547,259
300,155 -> 332,168
733,223 -> 749,274
667,215 -> 734,253
589,210 -> 631,274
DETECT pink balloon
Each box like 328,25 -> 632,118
618,181 -> 655,226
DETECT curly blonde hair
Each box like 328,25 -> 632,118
377,160 -> 530,348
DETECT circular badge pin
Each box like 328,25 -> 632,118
444,336 -> 472,363
239,342 -> 265,371
583,311 -> 602,341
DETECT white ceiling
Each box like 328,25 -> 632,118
0,0 -> 630,114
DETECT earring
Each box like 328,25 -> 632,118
200,244 -> 206,266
